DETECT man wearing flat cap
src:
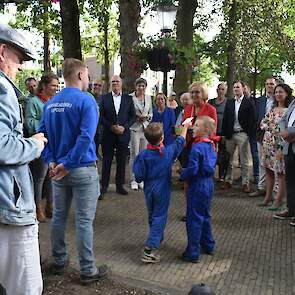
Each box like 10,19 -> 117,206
0,24 -> 47,295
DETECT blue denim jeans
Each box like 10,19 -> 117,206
31,158 -> 52,203
249,137 -> 259,182
51,166 -> 100,275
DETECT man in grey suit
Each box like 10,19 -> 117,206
274,99 -> 295,222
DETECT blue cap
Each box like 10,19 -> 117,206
0,24 -> 35,61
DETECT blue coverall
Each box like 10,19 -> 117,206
180,141 -> 217,260
133,136 -> 185,249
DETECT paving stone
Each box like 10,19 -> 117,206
39,166 -> 295,294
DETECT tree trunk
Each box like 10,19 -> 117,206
103,21 -> 110,93
60,0 -> 82,60
225,0 -> 238,99
252,46 -> 258,98
43,1 -> 51,72
174,0 -> 198,97
43,30 -> 51,72
119,0 -> 140,93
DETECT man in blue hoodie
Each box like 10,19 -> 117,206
39,58 -> 109,283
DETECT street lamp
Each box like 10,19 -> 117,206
156,3 -> 178,34
154,1 -> 177,95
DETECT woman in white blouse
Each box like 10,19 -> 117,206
129,78 -> 153,190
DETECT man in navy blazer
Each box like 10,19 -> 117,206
221,81 -> 256,193
249,77 -> 277,197
100,75 -> 136,196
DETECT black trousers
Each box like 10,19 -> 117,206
285,146 -> 295,215
101,138 -> 129,189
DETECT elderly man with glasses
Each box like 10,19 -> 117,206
0,24 -> 47,295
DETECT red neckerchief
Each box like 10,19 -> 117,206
193,137 -> 216,151
147,143 -> 165,156
37,92 -> 50,104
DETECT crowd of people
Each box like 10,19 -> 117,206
1,23 -> 295,295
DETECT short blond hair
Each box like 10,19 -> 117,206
197,116 -> 216,136
62,58 -> 87,81
189,82 -> 209,101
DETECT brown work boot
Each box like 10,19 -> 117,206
242,184 -> 251,193
45,199 -> 53,219
221,182 -> 231,190
36,203 -> 47,223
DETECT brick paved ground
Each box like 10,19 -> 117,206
39,164 -> 295,295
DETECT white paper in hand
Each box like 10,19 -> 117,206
182,117 -> 194,126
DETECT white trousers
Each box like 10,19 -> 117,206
129,129 -> 148,182
0,224 -> 43,295
225,132 -> 250,185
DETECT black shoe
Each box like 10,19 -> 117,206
201,248 -> 214,255
101,187 -> 107,194
116,186 -> 128,195
181,253 -> 199,263
51,260 -> 69,275
80,265 -> 109,284
98,187 -> 107,200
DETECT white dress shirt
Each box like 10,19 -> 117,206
112,91 -> 122,115
234,95 -> 244,131
288,107 -> 295,127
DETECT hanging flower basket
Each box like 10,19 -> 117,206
147,47 -> 176,71
133,34 -> 197,73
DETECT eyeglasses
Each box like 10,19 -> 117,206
190,90 -> 201,94
111,80 -> 120,83
93,83 -> 102,87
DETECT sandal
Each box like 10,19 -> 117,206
268,206 -> 282,211
257,200 -> 273,207
268,203 -> 283,211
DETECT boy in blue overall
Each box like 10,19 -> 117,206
180,116 -> 217,263
133,121 -> 191,263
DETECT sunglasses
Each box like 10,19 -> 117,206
93,83 -> 102,87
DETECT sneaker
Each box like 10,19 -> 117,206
80,265 -> 109,284
273,209 -> 295,220
51,260 -> 69,275
289,219 -> 295,226
141,248 -> 160,263
131,181 -> 138,190
138,182 -> 144,190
